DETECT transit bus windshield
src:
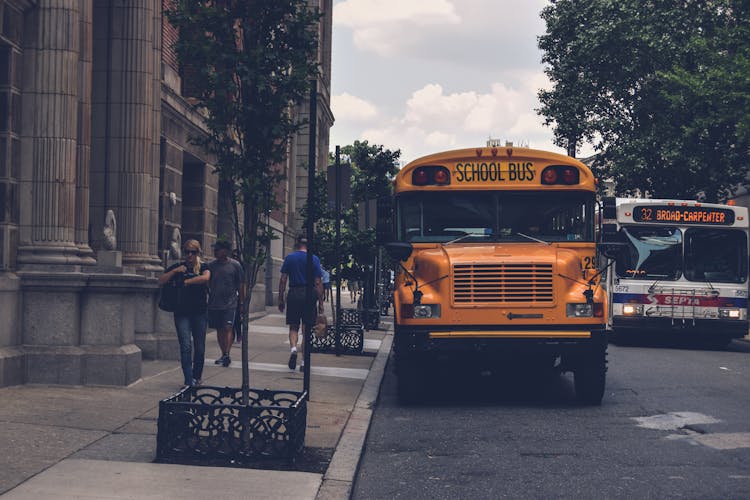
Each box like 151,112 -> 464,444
615,226 -> 747,283
397,191 -> 595,243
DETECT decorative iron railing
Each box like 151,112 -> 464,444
309,308 -> 364,354
156,386 -> 307,465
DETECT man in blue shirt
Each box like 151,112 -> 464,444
278,237 -> 324,370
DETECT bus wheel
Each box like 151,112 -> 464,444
703,335 -> 732,350
573,347 -> 607,405
395,352 -> 425,404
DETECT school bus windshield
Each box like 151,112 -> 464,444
397,191 -> 595,243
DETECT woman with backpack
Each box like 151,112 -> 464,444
158,239 -> 211,389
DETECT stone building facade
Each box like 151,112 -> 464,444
0,0 -> 333,387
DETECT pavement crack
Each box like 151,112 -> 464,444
681,424 -> 707,435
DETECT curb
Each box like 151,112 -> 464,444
315,325 -> 393,500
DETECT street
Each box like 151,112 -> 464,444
353,336 -> 750,499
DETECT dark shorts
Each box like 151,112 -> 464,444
286,287 -> 316,327
208,308 -> 235,329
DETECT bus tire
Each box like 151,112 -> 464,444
702,335 -> 732,350
395,352 -> 424,404
573,347 -> 607,405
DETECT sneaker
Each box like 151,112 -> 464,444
214,355 -> 225,365
288,351 -> 297,370
299,364 -> 305,372
193,379 -> 202,387
222,356 -> 231,367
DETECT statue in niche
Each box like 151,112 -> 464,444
169,227 -> 182,260
102,209 -> 117,250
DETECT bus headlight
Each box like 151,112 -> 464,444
719,308 -> 741,319
401,304 -> 441,318
413,304 -> 440,318
622,304 -> 644,316
567,303 -> 593,317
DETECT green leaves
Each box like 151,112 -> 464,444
303,141 -> 400,271
538,0 -> 750,201
166,0 -> 320,285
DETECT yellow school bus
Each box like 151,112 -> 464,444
382,146 -> 608,404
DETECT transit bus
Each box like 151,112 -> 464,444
600,197 -> 749,347
380,146 -> 608,404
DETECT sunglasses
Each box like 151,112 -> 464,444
184,250 -> 199,256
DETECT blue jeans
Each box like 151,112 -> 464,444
173,312 -> 207,385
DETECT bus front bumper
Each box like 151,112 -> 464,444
394,325 -> 608,356
613,316 -> 748,338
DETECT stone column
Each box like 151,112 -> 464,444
76,0 -> 95,264
150,0 -> 162,260
105,0 -> 161,271
17,0 -> 82,268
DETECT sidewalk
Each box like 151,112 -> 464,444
0,307 -> 393,500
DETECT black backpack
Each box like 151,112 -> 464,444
158,274 -> 184,312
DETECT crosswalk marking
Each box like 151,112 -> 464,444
249,325 -> 290,335
247,325 -> 383,350
205,359 -> 369,380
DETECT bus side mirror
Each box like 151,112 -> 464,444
376,195 -> 393,245
602,197 -> 617,219
598,223 -> 625,259
385,242 -> 413,262
598,242 -> 627,260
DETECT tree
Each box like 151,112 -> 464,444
538,0 -> 750,201
166,0 -> 320,396
303,141 -> 400,272
658,5 -> 750,201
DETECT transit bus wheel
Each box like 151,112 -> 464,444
573,346 -> 607,405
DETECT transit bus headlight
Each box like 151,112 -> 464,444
566,303 -> 594,317
719,308 -> 741,319
622,304 -> 644,316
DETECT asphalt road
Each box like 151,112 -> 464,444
353,336 -> 750,499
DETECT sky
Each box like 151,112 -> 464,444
329,0 -> 591,165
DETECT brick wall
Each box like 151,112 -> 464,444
161,0 -> 179,73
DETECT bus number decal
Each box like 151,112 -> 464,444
455,162 -> 535,183
582,256 -> 596,269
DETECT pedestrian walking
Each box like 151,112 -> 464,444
322,268 -> 331,302
278,236 -> 324,371
208,239 -> 245,367
158,239 -> 211,389
231,249 -> 245,345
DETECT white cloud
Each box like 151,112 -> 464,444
332,93 -> 379,121
334,0 -> 547,62
403,83 -> 525,138
335,0 -> 459,27
328,0 -> 590,162
330,79 -> 564,164
334,0 -> 460,56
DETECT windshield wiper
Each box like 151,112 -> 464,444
445,232 -> 489,245
515,232 -> 551,245
701,276 -> 719,295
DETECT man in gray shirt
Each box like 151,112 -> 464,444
208,240 -> 245,367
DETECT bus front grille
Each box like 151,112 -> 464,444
453,263 -> 554,304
